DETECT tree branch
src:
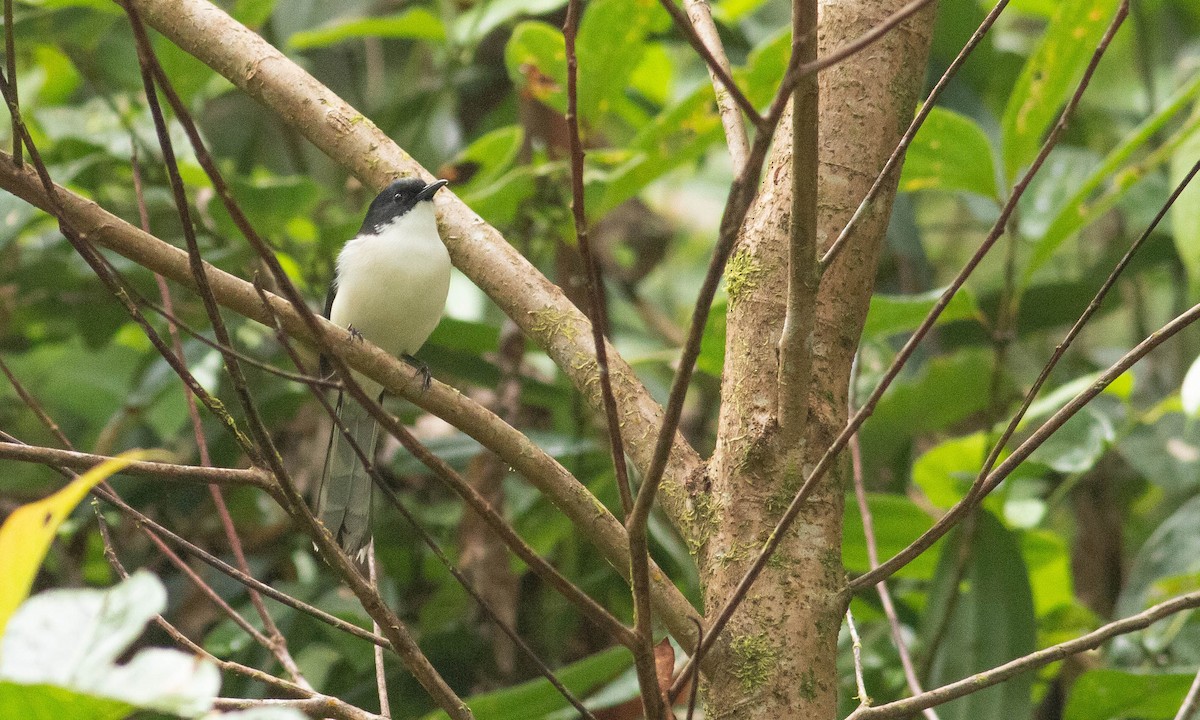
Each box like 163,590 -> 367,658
120,0 -> 706,536
0,442 -> 271,489
0,149 -> 701,650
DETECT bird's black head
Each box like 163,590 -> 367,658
360,177 -> 448,234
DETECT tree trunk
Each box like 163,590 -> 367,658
698,2 -> 936,717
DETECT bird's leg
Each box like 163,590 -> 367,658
402,353 -> 432,393
347,324 -> 365,342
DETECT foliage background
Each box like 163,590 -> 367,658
3,0 -> 1200,717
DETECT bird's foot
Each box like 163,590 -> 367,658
347,324 -> 365,342
402,353 -> 432,393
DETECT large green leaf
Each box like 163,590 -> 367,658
1026,72 -> 1200,280
861,286 -> 981,340
1065,669 -> 1196,720
899,106 -> 1000,200
420,646 -> 633,720
505,21 -> 568,114
921,511 -> 1036,720
288,9 -> 446,49
843,493 -> 940,580
1000,0 -> 1122,179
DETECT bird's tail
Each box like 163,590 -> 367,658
316,393 -> 379,561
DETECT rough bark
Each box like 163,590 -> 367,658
699,2 -> 936,717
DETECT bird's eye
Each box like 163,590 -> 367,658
394,193 -> 402,201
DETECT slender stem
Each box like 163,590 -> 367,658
562,0 -> 634,518
846,609 -> 870,705
682,0 -> 749,171
776,0 -> 819,437
1173,668 -> 1200,720
0,442 -> 270,488
368,543 -> 392,719
561,4 -> 660,714
849,434 -> 939,720
658,0 -> 763,126
4,0 -> 18,167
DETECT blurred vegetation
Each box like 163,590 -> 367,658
3,0 -> 1200,718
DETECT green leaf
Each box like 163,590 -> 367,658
1171,104 -> 1200,299
861,286 -> 981,339
1117,494 -> 1200,617
1026,405 -> 1115,473
738,29 -> 789,108
921,511 -> 1036,720
912,433 -> 987,509
0,571 -> 220,716
0,682 -> 132,720
454,0 -> 569,44
1026,73 -> 1200,280
576,0 -> 665,123
1065,669 -> 1196,720
288,9 -> 446,49
450,126 -> 525,193
899,106 -> 999,199
842,493 -> 940,580
505,21 -> 568,114
1000,0 -> 1122,179
420,646 -> 633,720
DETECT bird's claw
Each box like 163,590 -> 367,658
402,353 -> 432,393
347,325 -> 365,342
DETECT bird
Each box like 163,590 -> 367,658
316,176 -> 451,560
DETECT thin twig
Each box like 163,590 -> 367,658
849,434 -> 938,720
847,589 -> 1200,720
368,542 -> 392,719
846,609 -> 870,705
776,0 -> 819,437
0,442 -> 270,487
3,0 -> 18,167
562,0 -> 634,518
821,0 -> 1012,270
0,357 -> 75,449
686,1 -> 1129,667
562,1 -> 661,716
1173,668 -> 1200,720
682,0 -> 749,171
94,509 -> 332,701
131,146 -> 309,689
658,0 -> 763,126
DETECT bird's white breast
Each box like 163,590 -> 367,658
329,203 -> 451,388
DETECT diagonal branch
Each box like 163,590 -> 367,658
0,150 -> 702,650
121,0 -> 706,538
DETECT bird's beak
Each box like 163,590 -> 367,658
417,179 -> 449,202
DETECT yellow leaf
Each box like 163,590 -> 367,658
0,450 -> 148,635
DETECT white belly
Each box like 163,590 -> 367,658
330,203 -> 450,392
